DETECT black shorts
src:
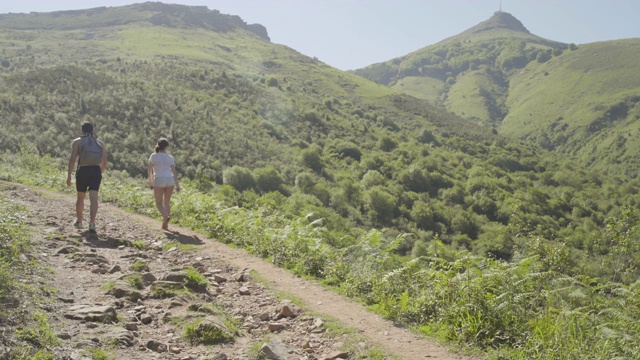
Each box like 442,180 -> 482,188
76,166 -> 102,193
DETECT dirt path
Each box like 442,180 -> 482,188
3,183 -> 474,360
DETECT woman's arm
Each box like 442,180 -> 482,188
170,164 -> 180,191
147,162 -> 154,188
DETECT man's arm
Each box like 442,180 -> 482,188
100,142 -> 107,173
67,139 -> 79,186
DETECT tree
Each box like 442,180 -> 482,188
301,148 -> 323,173
365,186 -> 397,223
254,166 -> 284,193
222,166 -> 256,192
294,172 -> 315,193
411,201 -> 436,231
378,136 -> 397,152
451,210 -> 479,239
418,129 -> 437,144
361,170 -> 386,189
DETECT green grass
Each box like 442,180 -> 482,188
184,267 -> 208,291
100,280 -> 116,292
182,317 -> 237,345
84,347 -> 112,360
391,76 -> 444,101
124,273 -> 145,290
15,311 -> 61,349
246,339 -> 269,360
131,240 -> 147,250
0,195 -> 59,359
130,260 -> 150,272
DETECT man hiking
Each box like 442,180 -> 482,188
67,122 -> 107,233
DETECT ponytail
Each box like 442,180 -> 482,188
155,138 -> 170,153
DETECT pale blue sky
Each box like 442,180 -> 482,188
2,1 -> 639,70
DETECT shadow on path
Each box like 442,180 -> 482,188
80,232 -> 126,249
163,230 -> 204,245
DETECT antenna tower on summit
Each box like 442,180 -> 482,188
499,1 -> 502,12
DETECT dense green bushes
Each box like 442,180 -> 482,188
2,24 -> 640,358
3,151 -> 640,359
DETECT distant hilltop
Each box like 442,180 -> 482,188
463,11 -> 530,34
0,2 -> 270,41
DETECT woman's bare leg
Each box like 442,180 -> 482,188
154,187 -> 166,220
162,186 -> 174,229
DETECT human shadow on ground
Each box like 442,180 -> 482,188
163,230 -> 204,245
80,232 -> 128,249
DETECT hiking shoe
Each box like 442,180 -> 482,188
74,221 -> 83,230
89,223 -> 96,234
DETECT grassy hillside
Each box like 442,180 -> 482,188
356,13 -> 567,132
1,4 -> 640,358
503,39 -> 640,177
355,12 -> 640,177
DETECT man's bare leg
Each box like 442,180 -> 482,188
76,192 -> 86,224
88,190 -> 99,224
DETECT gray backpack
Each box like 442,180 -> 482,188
79,136 -> 103,167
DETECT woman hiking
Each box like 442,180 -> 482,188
148,138 -> 180,230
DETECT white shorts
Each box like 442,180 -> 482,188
154,177 -> 175,188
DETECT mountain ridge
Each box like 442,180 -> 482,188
355,11 -> 640,176
0,2 -> 270,40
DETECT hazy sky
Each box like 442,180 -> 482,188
2,0 -> 639,70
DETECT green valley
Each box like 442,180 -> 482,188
1,3 -> 640,359
356,11 -> 640,177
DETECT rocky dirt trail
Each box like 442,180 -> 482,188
2,183 -> 473,360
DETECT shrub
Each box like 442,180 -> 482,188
365,186 -> 397,223
301,148 -> 323,173
334,141 -> 362,161
295,172 -> 315,193
400,166 -> 430,193
361,170 -> 386,189
411,201 -> 436,231
418,129 -> 437,144
223,166 -> 256,192
451,210 -> 479,239
536,50 -> 552,63
378,136 -> 397,151
254,166 -> 284,193
183,318 -> 233,345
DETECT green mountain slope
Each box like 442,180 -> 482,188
0,2 -> 636,264
503,39 -> 640,176
355,12 -> 640,176
355,11 -> 565,124
2,4 -> 640,359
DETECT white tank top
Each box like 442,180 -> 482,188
149,152 -> 175,178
